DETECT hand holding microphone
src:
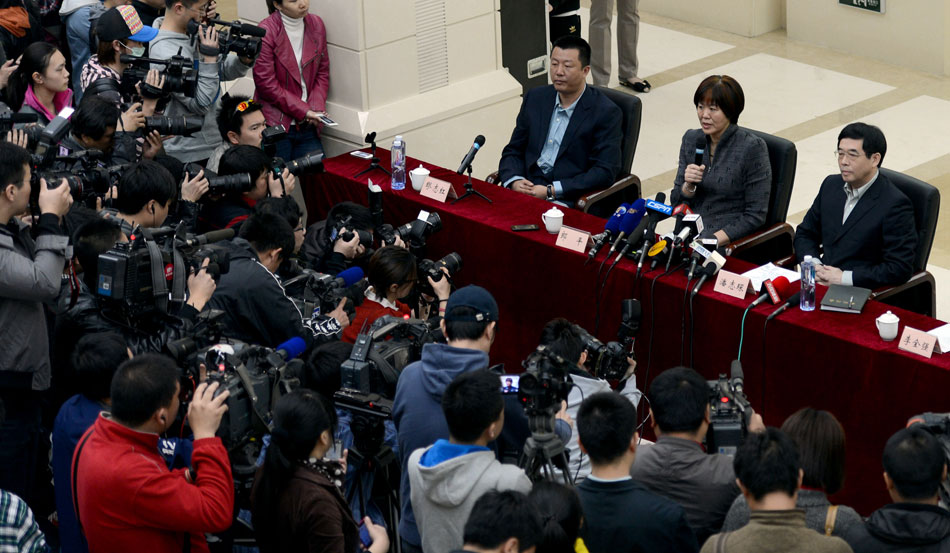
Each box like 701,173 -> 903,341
683,137 -> 706,195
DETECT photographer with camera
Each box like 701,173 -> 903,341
630,366 -> 765,545
341,246 -> 450,343
0,141 -> 72,502
251,389 -> 390,553
209,211 -> 347,350
199,144 -> 296,233
539,318 -> 641,482
79,6 -> 158,95
303,200 -> 379,274
206,94 -> 267,172
73,353 -> 234,553
152,0 -> 256,163
101,160 -> 209,236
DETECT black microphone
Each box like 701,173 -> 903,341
695,137 -> 705,167
691,251 -> 726,295
456,135 -> 486,174
613,215 -> 651,265
766,291 -> 801,321
183,228 -> 234,247
0,112 -> 39,124
636,192 -> 666,277
207,17 -> 267,37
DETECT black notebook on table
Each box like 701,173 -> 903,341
820,284 -> 872,313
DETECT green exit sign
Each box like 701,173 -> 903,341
839,0 -> 884,13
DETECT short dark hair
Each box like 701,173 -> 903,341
367,246 -> 417,298
883,426 -> 946,501
72,332 -> 127,401
153,154 -> 184,186
734,428 -> 800,501
256,196 -> 302,230
73,95 -> 120,140
693,75 -> 745,125
442,369 -> 503,443
838,122 -> 887,167
240,212 -> 295,261
110,353 -> 179,426
577,391 -> 637,465
539,318 -> 584,365
552,35 -> 591,67
0,141 -> 31,189
529,482 -> 583,553
444,306 -> 492,341
73,217 -> 124,290
463,491 -> 543,552
303,340 -> 353,399
648,366 -> 708,433
217,95 -> 263,142
115,161 -> 177,216
219,145 -> 271,181
326,201 -> 374,233
781,408 -> 846,495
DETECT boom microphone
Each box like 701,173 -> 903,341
766,291 -> 801,321
207,17 -> 268,37
587,203 -> 629,263
183,228 -> 235,247
456,135 -> 486,174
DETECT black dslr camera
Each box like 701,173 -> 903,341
416,252 -> 461,298
377,210 -> 443,249
281,268 -> 368,321
184,163 -> 254,196
707,360 -> 755,456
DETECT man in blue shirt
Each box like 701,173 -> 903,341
499,35 -> 622,204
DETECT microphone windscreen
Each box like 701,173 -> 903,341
276,336 -> 307,360
618,211 -> 639,234
474,135 -> 486,147
626,198 -> 646,226
337,267 -> 365,287
655,191 -> 667,205
772,276 -> 793,298
199,228 -> 235,244
605,203 -> 628,233
239,22 -> 267,37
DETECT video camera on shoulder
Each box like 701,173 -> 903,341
184,162 -> 253,196
707,360 -> 755,456
187,17 -> 266,61
519,345 -> 574,418
281,267 -> 368,320
120,50 -> 199,98
97,224 -> 233,318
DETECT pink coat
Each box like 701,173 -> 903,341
253,11 -> 330,127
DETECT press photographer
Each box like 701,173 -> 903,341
207,94 -> 267,172
209,211 -> 347,351
153,0 -> 258,163
538,318 -> 641,482
303,200 -> 376,274
0,141 -> 72,502
630,366 -> 765,544
79,6 -> 160,100
199,145 -> 295,233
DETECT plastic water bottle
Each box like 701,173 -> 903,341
391,135 -> 406,190
800,255 -> 816,312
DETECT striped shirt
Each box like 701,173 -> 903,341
0,490 -> 47,553
79,55 -> 120,93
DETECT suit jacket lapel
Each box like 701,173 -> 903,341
275,22 -> 302,83
530,87 -> 558,165
828,176 -> 883,247
556,88 -> 591,160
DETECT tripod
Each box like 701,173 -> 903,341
346,414 -> 401,550
519,413 -> 572,485
354,134 -> 391,179
452,165 -> 491,205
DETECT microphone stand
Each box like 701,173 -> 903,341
452,164 -> 492,205
354,137 -> 391,179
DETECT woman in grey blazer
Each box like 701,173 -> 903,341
670,75 -> 771,245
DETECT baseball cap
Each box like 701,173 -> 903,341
443,285 -> 499,323
96,5 -> 159,43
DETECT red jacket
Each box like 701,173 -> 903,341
342,296 -> 411,343
253,11 -> 330,128
72,415 -> 234,553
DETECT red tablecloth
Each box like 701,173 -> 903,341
304,149 -> 950,515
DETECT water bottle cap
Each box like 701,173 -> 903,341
395,135 -> 403,140
803,255 -> 813,262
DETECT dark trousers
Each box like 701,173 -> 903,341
0,389 -> 43,504
274,125 -> 324,162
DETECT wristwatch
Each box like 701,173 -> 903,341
546,185 -> 555,201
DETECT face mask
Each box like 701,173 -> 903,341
124,44 -> 146,57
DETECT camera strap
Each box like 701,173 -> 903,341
233,362 -> 274,433
168,246 -> 187,312
146,237 -> 170,313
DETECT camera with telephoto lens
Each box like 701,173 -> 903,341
706,360 -> 755,456
120,52 -> 198,97
187,17 -> 265,61
270,152 -> 325,180
282,268 -> 368,320
906,413 -> 950,507
329,214 -> 373,252
415,252 -> 462,298
96,224 -> 232,318
383,210 -> 443,250
144,116 -> 203,137
184,162 -> 254,196
573,325 -> 630,381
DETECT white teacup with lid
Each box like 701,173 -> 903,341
409,165 -> 430,191
876,310 -> 900,341
542,206 -> 564,234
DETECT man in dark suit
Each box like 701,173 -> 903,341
498,35 -> 622,204
793,122 -> 916,289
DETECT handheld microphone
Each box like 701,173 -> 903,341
645,198 -> 674,219
275,336 -> 307,361
749,276 -> 792,308
691,251 -> 726,295
695,136 -> 705,167
587,203 -> 629,263
608,199 -> 645,255
183,228 -> 235,247
456,135 -> 486,174
636,192 -> 666,276
766,291 -> 801,321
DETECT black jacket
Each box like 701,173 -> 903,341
841,503 -> 950,552
208,238 -> 340,349
577,478 -> 699,553
793,172 -> 917,289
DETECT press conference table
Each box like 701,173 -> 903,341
304,149 -> 950,515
